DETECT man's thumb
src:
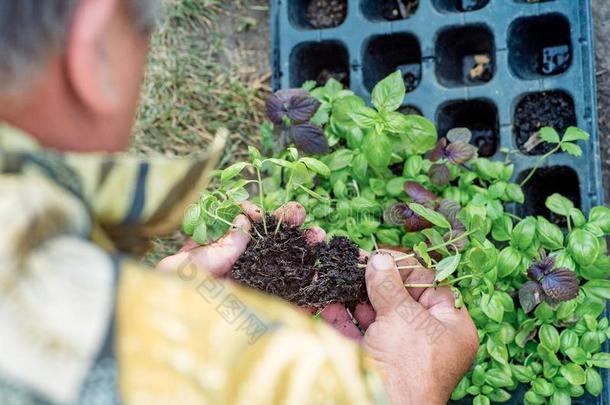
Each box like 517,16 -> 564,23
366,252 -> 413,316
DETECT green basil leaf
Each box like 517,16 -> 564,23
482,294 -> 505,324
505,183 -> 525,203
434,253 -> 461,282
539,324 -> 560,353
375,229 -> 401,246
403,155 -> 423,178
585,367 -> 603,396
497,246 -> 522,278
451,377 -> 470,401
371,70 -> 405,112
409,203 -> 451,229
511,217 -> 537,250
532,378 -> 555,397
220,162 -> 248,183
580,331 -> 602,353
536,217 -> 564,251
590,352 -> 610,368
512,364 -> 536,383
352,153 -> 368,180
192,221 -> 208,245
182,204 -> 202,235
300,157 -> 331,177
524,389 -> 546,404
559,363 -> 586,385
363,130 -> 392,169
386,177 -> 406,196
537,344 -> 561,367
582,279 -> 610,300
348,106 -> 378,129
485,368 -> 513,388
567,229 -> 600,267
559,329 -> 579,353
549,390 -> 571,405
588,205 -> 610,234
492,215 -> 513,242
473,394 -> 490,405
545,193 -> 574,217
565,347 -> 587,365
402,115 -> 438,154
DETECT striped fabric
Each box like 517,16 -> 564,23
0,123 -> 387,405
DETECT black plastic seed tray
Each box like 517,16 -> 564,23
271,0 -> 607,404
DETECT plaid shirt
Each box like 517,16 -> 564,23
0,124 -> 387,405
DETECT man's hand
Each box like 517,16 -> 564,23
361,251 -> 479,405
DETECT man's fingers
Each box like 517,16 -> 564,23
178,238 -> 199,253
365,251 -> 415,317
354,303 -> 376,330
274,202 -> 306,227
320,303 -> 363,341
186,214 -> 252,277
240,201 -> 263,222
304,226 -> 326,244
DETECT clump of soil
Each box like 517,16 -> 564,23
232,216 -> 367,307
381,0 -> 419,21
316,68 -> 349,88
306,0 -> 347,29
514,92 -> 576,155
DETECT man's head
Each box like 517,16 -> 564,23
0,0 -> 159,152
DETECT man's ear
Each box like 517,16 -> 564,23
65,0 -> 120,115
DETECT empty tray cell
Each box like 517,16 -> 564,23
514,90 -> 576,155
432,0 -> 489,13
436,99 -> 499,157
399,105 -> 423,115
363,33 -> 422,93
518,166 -> 580,226
361,0 -> 419,21
508,13 -> 572,79
435,25 -> 495,87
290,41 -> 350,87
289,0 -> 348,29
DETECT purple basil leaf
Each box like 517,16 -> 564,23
437,199 -> 465,231
287,93 -> 321,122
290,123 -> 329,155
446,127 -> 473,144
541,268 -> 579,303
404,181 -> 437,205
443,229 -> 467,251
385,203 -> 432,231
405,213 -> 433,232
445,141 -> 478,164
266,89 -> 319,125
430,138 -> 448,162
429,163 -> 451,187
527,256 -> 556,281
519,281 -> 544,314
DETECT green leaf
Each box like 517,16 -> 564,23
559,363 -> 586,385
539,324 -> 560,353
182,204 -> 202,235
403,155 -> 423,178
588,205 -> 610,234
363,130 -> 392,169
402,115 -> 438,154
505,183 -> 525,203
326,149 -> 354,171
491,215 -> 513,242
560,329 -> 579,353
581,331 -> 602,353
532,378 -> 555,397
565,347 -> 587,365
348,104 -> 379,129
537,344 -> 561,367
221,162 -> 248,183
376,229 -> 401,246
569,208 -> 586,227
481,294 -> 505,323
369,178 -> 387,196
434,254 -> 461,282
585,368 -> 603,396
488,388 -> 511,403
386,177 -> 406,196
582,279 -> 610,300
549,390 -> 571,405
512,364 -> 536,383
536,217 -> 564,250
590,352 -> 610,368
485,368 -> 513,388
266,158 -> 292,169
562,126 -> 590,142
545,193 -> 574,217
560,142 -> 583,157
511,217 -> 537,250
567,229 -> 600,267
524,389 -> 546,404
352,153 -> 368,180
539,127 -> 560,144
192,221 -> 208,245
497,246 -> 521,278
371,70 -> 405,112
248,145 -> 261,162
408,203 -> 451,229
473,394 -> 490,405
300,157 -> 330,177
333,95 -> 366,124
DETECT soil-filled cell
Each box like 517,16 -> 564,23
518,166 -> 581,226
436,99 -> 499,157
290,41 -> 350,87
432,0 -> 489,13
363,33 -> 422,93
435,25 -> 495,87
289,0 -> 348,29
399,105 -> 423,116
361,0 -> 419,21
514,91 -> 576,155
508,13 -> 572,79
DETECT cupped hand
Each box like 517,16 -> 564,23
361,250 -> 479,405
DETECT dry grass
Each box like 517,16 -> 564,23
131,0 -> 271,265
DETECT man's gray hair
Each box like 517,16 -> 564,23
0,0 -> 159,94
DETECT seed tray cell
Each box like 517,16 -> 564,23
271,1 -> 606,403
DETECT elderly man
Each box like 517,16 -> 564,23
0,1 -> 478,404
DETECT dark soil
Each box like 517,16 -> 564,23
232,216 -> 367,307
315,68 -> 349,88
380,0 -> 419,20
399,105 -> 423,116
306,0 -> 347,29
514,91 -> 576,155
